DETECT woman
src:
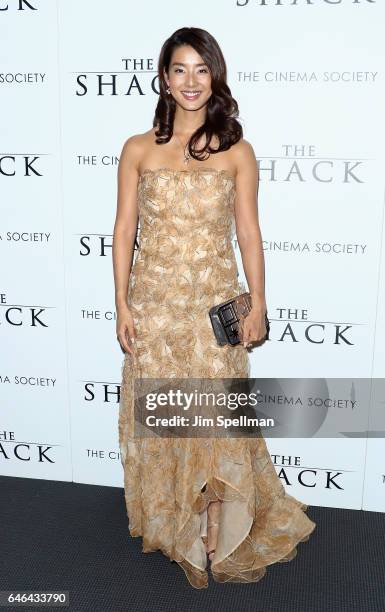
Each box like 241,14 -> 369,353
113,27 -> 316,589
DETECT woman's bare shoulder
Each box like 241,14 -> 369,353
230,138 -> 256,163
119,128 -> 156,167
228,138 -> 258,177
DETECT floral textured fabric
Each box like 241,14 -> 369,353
118,167 -> 316,589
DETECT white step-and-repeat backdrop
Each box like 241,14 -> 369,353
1,0 -> 384,512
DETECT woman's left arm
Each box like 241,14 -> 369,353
233,139 -> 268,347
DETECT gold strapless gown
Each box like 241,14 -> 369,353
118,167 -> 316,589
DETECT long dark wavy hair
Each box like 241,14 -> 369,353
153,27 -> 243,161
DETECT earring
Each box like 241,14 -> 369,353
166,87 -> 171,94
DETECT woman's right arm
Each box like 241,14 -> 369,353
112,136 -> 141,355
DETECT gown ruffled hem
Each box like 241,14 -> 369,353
122,459 -> 317,589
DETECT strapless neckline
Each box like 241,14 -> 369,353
139,167 -> 236,183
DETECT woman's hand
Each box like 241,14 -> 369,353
241,306 -> 268,349
116,304 -> 136,355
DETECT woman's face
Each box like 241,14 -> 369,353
163,44 -> 212,111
